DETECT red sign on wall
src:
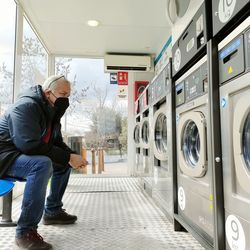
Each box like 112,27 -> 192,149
117,72 -> 128,85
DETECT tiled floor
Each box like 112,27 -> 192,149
0,176 -> 204,250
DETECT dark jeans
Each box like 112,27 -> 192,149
5,154 -> 71,238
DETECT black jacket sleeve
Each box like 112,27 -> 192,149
53,126 -> 75,154
8,102 -> 70,166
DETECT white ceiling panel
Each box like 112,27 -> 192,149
18,0 -> 172,57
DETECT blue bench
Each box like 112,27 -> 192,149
0,177 -> 26,227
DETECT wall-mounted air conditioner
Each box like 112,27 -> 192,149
104,54 -> 152,72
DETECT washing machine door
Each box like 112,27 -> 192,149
153,105 -> 168,161
177,111 -> 207,177
233,96 -> 250,193
134,123 -> 140,146
141,117 -> 149,148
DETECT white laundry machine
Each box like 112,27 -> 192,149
219,18 -> 250,250
140,87 -> 153,195
175,56 -> 214,247
134,98 -> 142,176
151,61 -> 173,221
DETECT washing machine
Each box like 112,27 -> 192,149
219,18 -> 250,250
175,55 -> 214,246
134,97 -> 142,176
140,87 -> 153,194
151,61 -> 173,221
212,0 -> 250,37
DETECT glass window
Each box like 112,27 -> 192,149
0,0 -> 16,115
20,17 -> 48,91
182,120 -> 200,168
55,57 -> 128,166
155,113 -> 167,153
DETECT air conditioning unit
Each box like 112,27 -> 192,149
104,54 -> 152,72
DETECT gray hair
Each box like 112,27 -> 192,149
42,75 -> 70,91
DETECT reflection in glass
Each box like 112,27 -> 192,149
155,113 -> 167,153
243,112 -> 250,171
20,17 -> 48,90
182,120 -> 200,168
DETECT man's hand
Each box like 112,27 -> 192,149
69,154 -> 88,169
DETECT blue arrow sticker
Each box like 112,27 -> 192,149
176,114 -> 180,124
221,97 -> 227,108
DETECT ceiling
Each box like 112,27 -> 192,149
18,0 -> 172,58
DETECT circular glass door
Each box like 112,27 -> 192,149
154,113 -> 167,153
177,111 -> 206,177
233,95 -> 250,193
242,113 -> 250,171
182,120 -> 200,168
134,125 -> 140,144
142,120 -> 149,144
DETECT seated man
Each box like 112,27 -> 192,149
0,75 -> 87,250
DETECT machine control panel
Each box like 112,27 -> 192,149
185,62 -> 208,102
154,71 -> 165,100
148,82 -> 154,105
176,81 -> 185,107
176,60 -> 208,105
185,69 -> 201,102
219,34 -> 245,84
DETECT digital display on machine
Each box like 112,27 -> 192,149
219,37 -> 241,61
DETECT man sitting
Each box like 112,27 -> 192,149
0,75 -> 87,250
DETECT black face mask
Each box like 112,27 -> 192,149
54,97 -> 69,117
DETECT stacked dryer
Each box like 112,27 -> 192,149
175,56 -> 214,246
218,18 -> 250,250
151,61 -> 174,220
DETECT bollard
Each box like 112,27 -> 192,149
101,149 -> 105,172
91,149 -> 96,174
81,148 -> 87,174
98,149 -> 102,174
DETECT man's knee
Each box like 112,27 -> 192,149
32,156 -> 53,176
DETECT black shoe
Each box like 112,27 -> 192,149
43,209 -> 77,225
14,229 -> 53,250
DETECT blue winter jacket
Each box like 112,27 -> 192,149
0,85 -> 73,177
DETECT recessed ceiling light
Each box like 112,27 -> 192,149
87,20 -> 100,27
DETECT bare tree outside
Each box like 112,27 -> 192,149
0,63 -> 14,115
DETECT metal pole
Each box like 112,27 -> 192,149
0,191 -> 16,227
207,39 -> 225,250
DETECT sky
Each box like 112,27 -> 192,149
0,0 -> 16,71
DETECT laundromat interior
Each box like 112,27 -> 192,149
0,0 -> 250,249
